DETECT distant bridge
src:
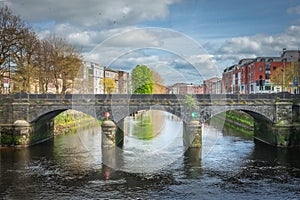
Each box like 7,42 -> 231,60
1,93 -> 300,147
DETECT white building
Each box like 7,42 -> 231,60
81,61 -> 130,94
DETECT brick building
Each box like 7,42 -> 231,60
222,49 -> 300,94
168,83 -> 203,94
203,77 -> 223,94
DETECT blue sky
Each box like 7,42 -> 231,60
3,0 -> 300,85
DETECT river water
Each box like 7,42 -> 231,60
1,110 -> 300,199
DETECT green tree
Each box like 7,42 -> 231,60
184,94 -> 197,110
100,77 -> 116,94
131,65 -> 154,94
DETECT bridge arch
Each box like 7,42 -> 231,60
205,105 -> 275,124
31,109 -> 69,123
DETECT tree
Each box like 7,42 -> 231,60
151,69 -> 165,94
43,35 -> 82,94
12,29 -> 40,93
131,65 -> 154,94
100,77 -> 116,94
151,70 -> 164,85
0,5 -> 30,92
34,39 -> 54,93
272,63 -> 293,91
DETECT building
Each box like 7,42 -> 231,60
118,70 -> 130,94
81,61 -> 105,94
153,83 -> 167,94
81,61 -> 130,94
203,77 -> 223,94
168,83 -> 203,94
222,49 -> 300,94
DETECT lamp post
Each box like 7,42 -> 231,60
103,66 -> 106,94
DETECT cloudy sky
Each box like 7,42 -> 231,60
3,0 -> 300,85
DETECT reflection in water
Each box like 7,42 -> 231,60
183,148 -> 202,178
0,110 -> 300,199
120,110 -> 184,173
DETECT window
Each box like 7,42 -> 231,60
259,66 -> 263,72
265,74 -> 270,79
273,66 -> 276,71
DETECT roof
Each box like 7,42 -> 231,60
281,50 -> 300,61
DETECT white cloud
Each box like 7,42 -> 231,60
82,27 -> 219,83
7,0 -> 179,27
216,24 -> 300,66
103,28 -> 162,47
287,5 -> 300,15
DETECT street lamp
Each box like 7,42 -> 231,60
103,66 -> 106,94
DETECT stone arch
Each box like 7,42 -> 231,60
30,109 -> 69,123
29,104 -> 99,124
207,105 -> 274,123
116,107 -> 186,125
27,107 -> 100,146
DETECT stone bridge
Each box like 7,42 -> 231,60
1,93 -> 300,147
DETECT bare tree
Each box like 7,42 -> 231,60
12,29 -> 39,93
34,39 -> 55,93
0,5 -> 28,92
44,35 -> 82,94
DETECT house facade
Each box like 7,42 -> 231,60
222,50 -> 300,94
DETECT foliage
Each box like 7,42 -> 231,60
0,6 -> 82,94
272,62 -> 296,91
152,70 -> 164,85
40,35 -> 82,94
184,94 -> 197,110
225,110 -> 254,127
0,5 -> 30,92
12,30 -> 40,93
131,65 -> 154,94
100,77 -> 116,94
152,70 -> 166,94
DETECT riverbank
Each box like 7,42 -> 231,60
54,110 -> 101,135
210,110 -> 254,137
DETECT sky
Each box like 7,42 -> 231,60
3,0 -> 300,85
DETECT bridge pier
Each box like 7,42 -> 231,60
254,102 -> 300,147
0,120 -> 32,147
183,120 -> 202,148
0,119 -> 54,148
101,119 -> 124,148
254,121 -> 300,147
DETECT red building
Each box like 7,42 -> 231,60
203,77 -> 223,94
222,50 -> 300,94
168,83 -> 203,94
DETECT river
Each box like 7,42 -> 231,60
1,110 -> 300,199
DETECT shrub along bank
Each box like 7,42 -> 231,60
211,110 -> 254,137
54,110 -> 100,135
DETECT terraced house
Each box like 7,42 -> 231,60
222,49 -> 300,94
